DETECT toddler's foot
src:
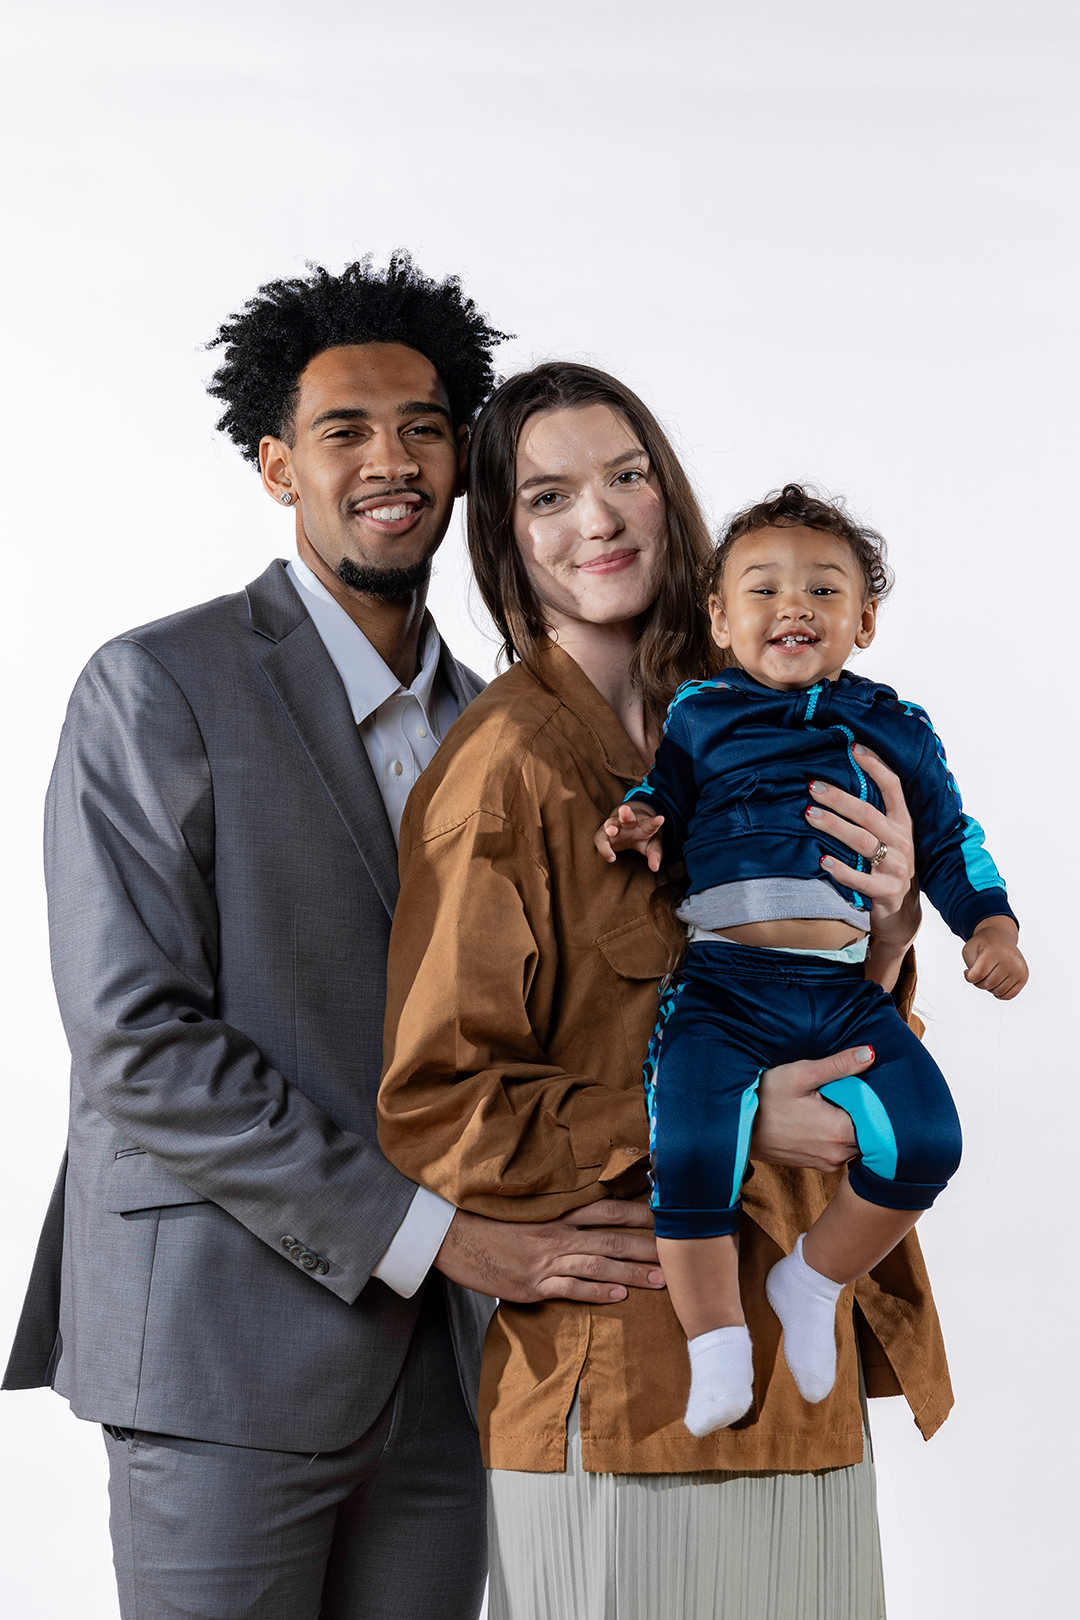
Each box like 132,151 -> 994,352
765,1233 -> 844,1403
684,1325 -> 754,1436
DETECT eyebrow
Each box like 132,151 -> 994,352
308,400 -> 452,430
516,447 -> 648,495
740,561 -> 848,577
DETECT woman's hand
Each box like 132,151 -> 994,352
750,1047 -> 872,1171
805,744 -> 921,989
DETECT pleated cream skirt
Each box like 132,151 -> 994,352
486,1388 -> 885,1620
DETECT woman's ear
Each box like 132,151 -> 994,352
708,593 -> 731,649
855,597 -> 878,649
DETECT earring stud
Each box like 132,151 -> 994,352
280,492 -> 294,505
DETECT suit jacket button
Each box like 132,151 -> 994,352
315,1259 -> 329,1275
299,1251 -> 317,1270
281,1234 -> 298,1252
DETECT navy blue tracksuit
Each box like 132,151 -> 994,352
630,669 -> 1014,1238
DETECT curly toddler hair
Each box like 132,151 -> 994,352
206,253 -> 510,466
704,483 -> 893,604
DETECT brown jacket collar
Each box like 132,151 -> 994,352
532,639 -> 649,786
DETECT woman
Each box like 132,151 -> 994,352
379,364 -> 950,1618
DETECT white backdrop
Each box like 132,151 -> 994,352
2,2 -> 1077,1615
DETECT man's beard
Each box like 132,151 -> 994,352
336,554 -> 433,602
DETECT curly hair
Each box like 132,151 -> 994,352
206,253 -> 511,465
704,483 -> 894,604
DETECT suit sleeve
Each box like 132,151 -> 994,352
378,798 -> 650,1222
622,694 -> 699,862
46,638 -> 417,1305
903,709 -> 1018,941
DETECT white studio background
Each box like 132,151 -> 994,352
2,2 -> 1076,1615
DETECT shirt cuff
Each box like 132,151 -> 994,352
371,1185 -> 457,1299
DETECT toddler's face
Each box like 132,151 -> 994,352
708,525 -> 877,691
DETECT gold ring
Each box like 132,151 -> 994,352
869,841 -> 888,867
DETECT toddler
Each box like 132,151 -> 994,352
596,484 -> 1027,1437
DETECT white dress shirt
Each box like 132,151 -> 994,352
286,555 -> 458,1297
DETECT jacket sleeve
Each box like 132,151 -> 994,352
902,707 -> 1018,941
378,797 -> 650,1222
621,693 -> 699,863
46,639 -> 416,1305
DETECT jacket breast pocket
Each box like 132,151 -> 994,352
104,1149 -> 210,1214
595,914 -> 672,1083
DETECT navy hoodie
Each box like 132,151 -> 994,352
627,667 -> 1015,941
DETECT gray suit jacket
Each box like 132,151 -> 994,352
3,560 -> 492,1451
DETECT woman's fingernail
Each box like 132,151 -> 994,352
648,1270 -> 665,1285
855,1045 -> 874,1062
809,780 -> 825,792
821,856 -> 833,867
854,743 -> 867,755
806,806 -> 824,818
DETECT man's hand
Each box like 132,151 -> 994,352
432,1199 -> 665,1303
750,1047 -> 873,1172
962,916 -> 1028,1000
595,802 -> 665,872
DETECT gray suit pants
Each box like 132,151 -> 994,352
103,1285 -> 486,1620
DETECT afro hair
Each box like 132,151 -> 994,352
206,253 -> 510,466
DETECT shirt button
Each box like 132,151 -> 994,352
392,760 -> 403,776
417,727 -> 427,739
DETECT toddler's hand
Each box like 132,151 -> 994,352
595,801 -> 666,872
962,918 -> 1029,1000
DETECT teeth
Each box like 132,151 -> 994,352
368,505 -> 411,521
778,635 -> 813,644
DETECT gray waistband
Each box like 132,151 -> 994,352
677,876 -> 870,934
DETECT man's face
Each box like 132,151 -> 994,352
260,342 -> 467,598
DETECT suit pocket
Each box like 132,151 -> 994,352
104,1150 -> 209,1214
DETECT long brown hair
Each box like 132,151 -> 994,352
466,361 -> 718,728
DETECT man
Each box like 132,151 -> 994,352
3,256 -> 667,1620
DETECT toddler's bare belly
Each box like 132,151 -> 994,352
716,919 -> 863,950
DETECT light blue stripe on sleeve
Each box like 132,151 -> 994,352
959,814 -> 1006,891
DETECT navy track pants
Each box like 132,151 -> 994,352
644,942 -> 963,1240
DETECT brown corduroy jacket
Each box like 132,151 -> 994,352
379,641 -> 953,1473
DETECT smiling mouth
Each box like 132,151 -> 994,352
770,634 -> 819,647
578,548 -> 639,574
350,494 -> 427,531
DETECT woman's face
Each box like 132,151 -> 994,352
512,404 -> 668,635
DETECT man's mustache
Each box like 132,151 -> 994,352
347,488 -> 434,513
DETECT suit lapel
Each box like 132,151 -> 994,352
247,562 -> 401,919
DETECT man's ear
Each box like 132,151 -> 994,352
708,593 -> 731,649
855,597 -> 878,649
455,423 -> 470,496
260,436 -> 298,507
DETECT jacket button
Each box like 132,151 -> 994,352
299,1251 -> 317,1270
280,1234 -> 298,1252
315,1258 -> 329,1275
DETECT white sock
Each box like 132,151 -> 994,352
765,1233 -> 844,1403
684,1325 -> 754,1437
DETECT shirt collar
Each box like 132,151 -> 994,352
285,553 -> 443,726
